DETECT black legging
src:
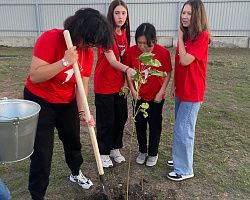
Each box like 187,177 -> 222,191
95,92 -> 128,155
135,98 -> 165,156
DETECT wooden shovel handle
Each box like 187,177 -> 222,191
63,30 -> 104,175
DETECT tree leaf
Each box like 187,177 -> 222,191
143,59 -> 161,67
119,86 -> 130,96
138,52 -> 155,63
141,103 -> 149,109
143,112 -> 148,118
149,70 -> 167,77
133,73 -> 140,81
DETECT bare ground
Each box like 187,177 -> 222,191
0,46 -> 249,200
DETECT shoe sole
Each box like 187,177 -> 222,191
146,161 -> 157,167
69,176 -> 93,189
110,155 -> 126,163
103,164 -> 113,168
136,160 -> 145,165
167,161 -> 173,167
146,163 -> 156,167
167,174 -> 194,181
113,158 -> 126,163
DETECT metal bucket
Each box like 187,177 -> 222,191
0,99 -> 41,163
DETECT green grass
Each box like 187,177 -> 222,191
0,46 -> 249,199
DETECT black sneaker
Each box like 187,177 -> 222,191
167,160 -> 173,167
167,171 -> 194,181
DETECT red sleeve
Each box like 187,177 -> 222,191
33,30 -> 61,63
187,31 -> 209,61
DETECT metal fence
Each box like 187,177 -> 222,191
0,0 -> 250,46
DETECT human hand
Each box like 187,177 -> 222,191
79,112 -> 96,127
170,86 -> 175,99
131,90 -> 138,101
154,92 -> 163,103
126,67 -> 136,80
123,87 -> 130,98
178,27 -> 184,40
85,115 -> 96,127
63,46 -> 78,66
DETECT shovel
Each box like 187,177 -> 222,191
63,30 -> 110,199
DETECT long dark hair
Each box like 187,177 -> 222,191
180,0 -> 211,42
64,8 -> 113,49
107,0 -> 131,46
135,23 -> 157,47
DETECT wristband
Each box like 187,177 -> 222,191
124,67 -> 129,74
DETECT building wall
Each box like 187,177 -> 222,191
0,0 -> 249,47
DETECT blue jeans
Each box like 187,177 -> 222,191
0,179 -> 11,200
172,97 -> 202,175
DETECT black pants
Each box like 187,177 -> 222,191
95,93 -> 128,155
24,87 -> 83,200
135,98 -> 165,156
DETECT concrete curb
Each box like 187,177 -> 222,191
0,36 -> 249,48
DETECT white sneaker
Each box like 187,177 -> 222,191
110,149 -> 125,163
101,155 -> 113,168
146,155 -> 158,167
167,171 -> 194,181
69,170 -> 93,189
136,152 -> 147,164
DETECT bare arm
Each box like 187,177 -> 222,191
178,28 -> 195,66
154,72 -> 172,103
29,46 -> 78,83
170,75 -> 175,99
104,50 -> 136,80
76,76 -> 95,127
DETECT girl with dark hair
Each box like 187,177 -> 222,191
94,0 -> 136,168
167,0 -> 211,181
23,8 -> 113,200
125,23 -> 172,167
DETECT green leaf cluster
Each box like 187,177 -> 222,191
138,52 -> 161,67
119,86 -> 130,96
140,103 -> 149,118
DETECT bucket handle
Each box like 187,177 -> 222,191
0,116 -> 20,124
12,117 -> 20,125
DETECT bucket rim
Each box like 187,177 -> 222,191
0,99 -> 41,122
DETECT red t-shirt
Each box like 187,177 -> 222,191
175,31 -> 209,102
94,29 -> 128,94
124,44 -> 172,101
25,29 -> 94,103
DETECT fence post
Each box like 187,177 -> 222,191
177,0 -> 182,33
105,0 -> 109,16
35,0 -> 41,37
